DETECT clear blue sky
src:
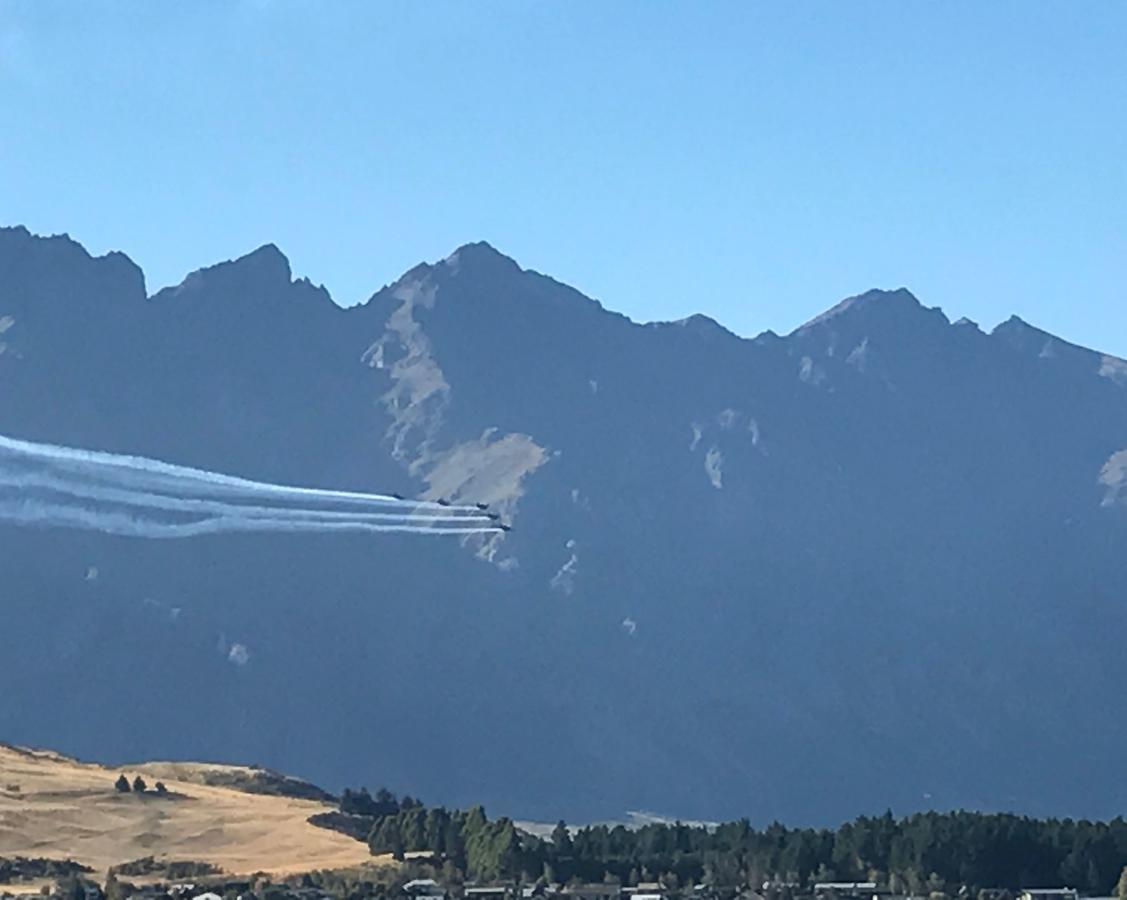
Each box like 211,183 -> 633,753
2,1 -> 1125,352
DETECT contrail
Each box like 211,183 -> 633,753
0,473 -> 493,526
0,433 -> 503,539
0,499 -> 498,540
0,434 -> 482,512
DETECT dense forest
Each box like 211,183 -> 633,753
323,790 -> 1127,896
0,857 -> 91,883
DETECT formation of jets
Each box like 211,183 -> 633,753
388,493 -> 510,530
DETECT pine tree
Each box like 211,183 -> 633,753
375,787 -> 399,816
552,821 -> 573,856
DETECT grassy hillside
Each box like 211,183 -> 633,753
0,744 -> 373,880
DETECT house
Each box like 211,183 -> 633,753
813,885 -> 879,900
465,887 -> 514,900
562,885 -> 622,900
405,880 -> 447,900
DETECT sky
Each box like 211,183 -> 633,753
1,1 -> 1125,352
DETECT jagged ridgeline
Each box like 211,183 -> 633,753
3,224 -> 1127,823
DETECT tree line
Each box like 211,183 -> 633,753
325,790 -> 1127,896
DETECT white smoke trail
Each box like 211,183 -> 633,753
0,433 -> 503,539
0,498 -> 498,539
0,433 -> 481,513
0,472 -> 492,526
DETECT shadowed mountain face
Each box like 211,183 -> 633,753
3,224 -> 1127,825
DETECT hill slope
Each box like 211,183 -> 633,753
0,744 -> 370,878
2,225 -> 1127,824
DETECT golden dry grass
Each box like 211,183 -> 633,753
0,744 -> 374,880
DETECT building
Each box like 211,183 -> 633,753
813,884 -> 879,900
404,880 -> 447,900
465,888 -> 514,900
561,885 -> 622,900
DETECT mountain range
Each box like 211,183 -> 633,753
2,223 -> 1126,826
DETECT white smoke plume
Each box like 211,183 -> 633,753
0,433 -> 503,539
227,643 -> 250,666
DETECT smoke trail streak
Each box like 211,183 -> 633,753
0,432 -> 503,540
0,433 -> 482,513
0,498 -> 499,540
0,472 -> 493,526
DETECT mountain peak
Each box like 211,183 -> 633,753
228,243 -> 293,283
796,288 -> 932,332
651,313 -> 741,342
442,241 -> 522,277
244,241 -> 289,266
992,314 -> 1037,336
151,243 -> 294,302
0,225 -> 146,302
991,315 -> 1072,352
990,314 -> 1102,368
